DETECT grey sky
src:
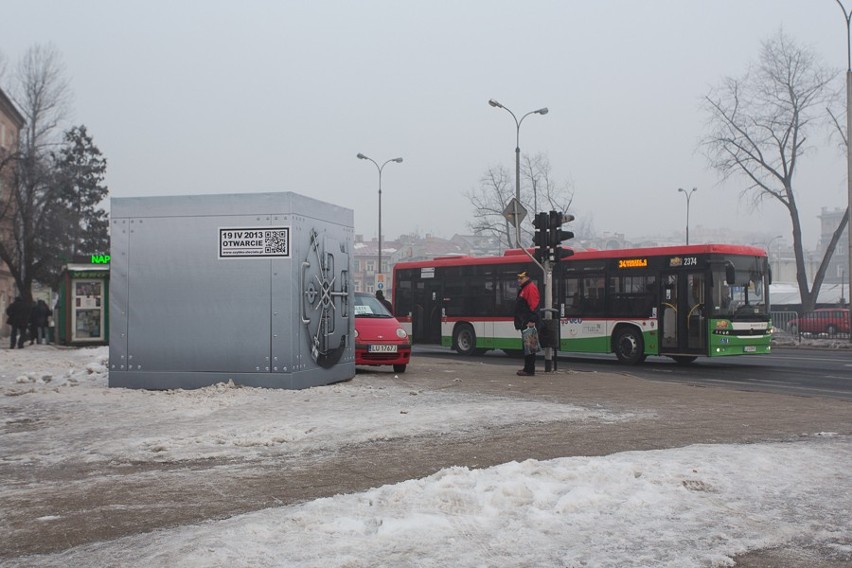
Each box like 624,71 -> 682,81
3,1 -> 847,249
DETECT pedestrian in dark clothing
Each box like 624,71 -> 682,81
375,290 -> 394,314
6,296 -> 32,349
514,271 -> 540,376
28,316 -> 37,345
30,299 -> 52,345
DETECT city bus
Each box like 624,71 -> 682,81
391,244 -> 772,364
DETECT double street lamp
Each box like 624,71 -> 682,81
488,99 -> 549,247
678,187 -> 698,245
356,153 -> 403,276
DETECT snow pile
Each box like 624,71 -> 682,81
16,441 -> 852,568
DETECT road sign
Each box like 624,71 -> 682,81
502,198 -> 528,225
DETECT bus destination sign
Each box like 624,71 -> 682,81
618,258 -> 648,269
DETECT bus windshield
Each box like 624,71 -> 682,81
711,263 -> 768,320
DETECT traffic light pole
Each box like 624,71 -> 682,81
542,257 -> 555,372
527,210 -> 575,373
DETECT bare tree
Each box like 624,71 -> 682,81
465,164 -> 516,249
702,30 -> 844,311
521,153 -> 574,216
466,154 -> 576,250
16,44 -> 71,155
0,44 -> 72,301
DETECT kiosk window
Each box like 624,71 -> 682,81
72,280 -> 104,341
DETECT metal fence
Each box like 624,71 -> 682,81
770,309 -> 851,341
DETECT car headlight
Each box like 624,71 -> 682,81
354,328 -> 359,339
396,328 -> 407,339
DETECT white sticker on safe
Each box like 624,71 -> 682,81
219,227 -> 291,258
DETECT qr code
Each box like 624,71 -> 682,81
264,229 -> 289,255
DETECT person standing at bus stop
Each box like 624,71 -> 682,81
514,271 -> 540,376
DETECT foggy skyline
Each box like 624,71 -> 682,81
2,1 -> 849,250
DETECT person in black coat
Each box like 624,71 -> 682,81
375,290 -> 394,314
6,296 -> 32,349
29,299 -> 53,345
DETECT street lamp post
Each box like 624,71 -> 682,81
767,234 -> 783,279
488,99 -> 549,247
678,187 -> 698,245
835,0 -> 852,340
356,153 -> 403,277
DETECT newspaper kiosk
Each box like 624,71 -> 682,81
56,260 -> 110,346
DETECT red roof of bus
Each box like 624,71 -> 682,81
394,243 -> 767,270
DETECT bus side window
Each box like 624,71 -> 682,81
607,274 -> 655,318
583,276 -> 605,316
478,281 -> 495,315
563,277 -> 581,316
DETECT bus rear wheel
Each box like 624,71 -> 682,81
453,323 -> 477,356
613,327 -> 644,365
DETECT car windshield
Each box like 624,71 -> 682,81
354,294 -> 392,318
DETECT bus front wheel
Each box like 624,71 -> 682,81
453,323 -> 477,356
613,327 -> 644,365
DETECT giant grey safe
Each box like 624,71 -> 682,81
109,192 -> 355,389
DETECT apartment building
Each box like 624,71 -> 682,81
0,86 -> 26,334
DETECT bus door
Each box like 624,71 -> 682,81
659,271 -> 707,355
411,280 -> 443,345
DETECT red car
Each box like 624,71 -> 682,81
788,308 -> 850,336
354,292 -> 411,372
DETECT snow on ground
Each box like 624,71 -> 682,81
1,346 -> 850,567
1,346 -> 632,467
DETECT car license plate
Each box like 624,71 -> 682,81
369,345 -> 398,353
744,346 -> 756,353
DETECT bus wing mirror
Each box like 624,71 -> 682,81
725,263 -> 736,285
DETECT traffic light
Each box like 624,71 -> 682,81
532,212 -> 549,260
553,246 -> 574,261
548,210 -> 575,262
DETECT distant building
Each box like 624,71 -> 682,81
817,207 -> 849,285
583,232 -> 629,251
0,85 -> 25,336
352,236 -> 384,296
355,214 -> 850,308
448,233 -> 502,257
